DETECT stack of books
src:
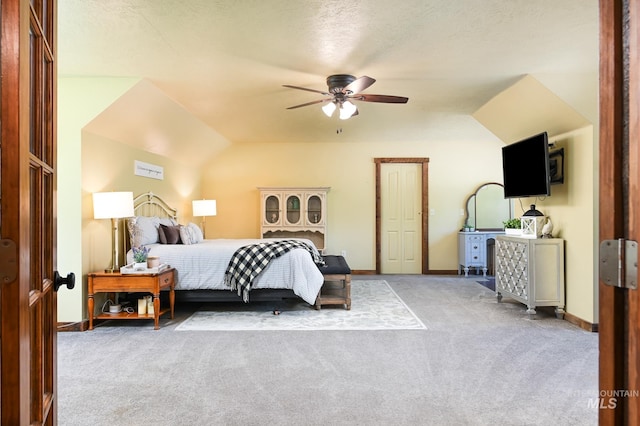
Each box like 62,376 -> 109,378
120,263 -> 170,274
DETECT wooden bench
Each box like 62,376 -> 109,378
315,255 -> 351,310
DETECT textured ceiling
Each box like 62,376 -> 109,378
58,0 -> 599,152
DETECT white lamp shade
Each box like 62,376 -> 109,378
193,199 -> 217,217
92,192 -> 134,219
322,102 -> 336,117
339,101 -> 357,120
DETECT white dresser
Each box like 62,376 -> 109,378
458,231 -> 504,277
494,235 -> 565,318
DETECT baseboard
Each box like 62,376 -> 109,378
352,270 -> 376,275
426,270 -> 458,275
563,312 -> 598,332
354,270 -> 460,275
57,320 -> 90,332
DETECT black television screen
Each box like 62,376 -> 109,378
502,132 -> 551,198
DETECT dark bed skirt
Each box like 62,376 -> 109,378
172,288 -> 301,304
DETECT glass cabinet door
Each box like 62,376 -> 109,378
265,195 -> 280,224
286,195 -> 301,224
307,195 -> 322,224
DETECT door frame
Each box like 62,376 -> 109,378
598,0 -> 640,422
374,158 -> 429,274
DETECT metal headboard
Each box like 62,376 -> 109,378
132,192 -> 178,221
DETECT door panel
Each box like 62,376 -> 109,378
404,232 -> 416,261
375,158 -> 429,274
381,163 -> 421,273
382,167 -> 401,271
1,1 -> 58,424
387,232 -> 399,260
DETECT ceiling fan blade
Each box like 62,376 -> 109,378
283,85 -> 331,96
355,94 -> 409,104
286,98 -> 331,109
343,76 -> 375,94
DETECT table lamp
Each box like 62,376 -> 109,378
93,191 -> 134,273
192,199 -> 217,238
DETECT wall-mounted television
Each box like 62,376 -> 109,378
502,131 -> 551,199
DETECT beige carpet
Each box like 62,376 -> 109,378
175,280 -> 427,331
58,275 -> 597,426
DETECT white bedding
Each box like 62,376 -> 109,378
127,238 -> 324,304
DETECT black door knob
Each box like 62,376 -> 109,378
54,271 -> 75,291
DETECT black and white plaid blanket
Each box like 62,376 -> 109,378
224,239 -> 325,302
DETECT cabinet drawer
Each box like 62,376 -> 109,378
465,235 -> 483,243
159,270 -> 174,288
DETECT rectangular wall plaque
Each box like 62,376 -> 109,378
134,160 -> 164,180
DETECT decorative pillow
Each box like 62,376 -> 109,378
159,224 -> 182,244
179,224 -> 199,245
187,222 -> 204,243
158,217 -> 178,227
127,216 -> 161,248
158,226 -> 168,244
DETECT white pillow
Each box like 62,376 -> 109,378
179,224 -> 198,245
158,217 -> 178,227
188,222 -> 204,243
179,223 -> 204,245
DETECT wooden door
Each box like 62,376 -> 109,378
599,0 -> 640,423
375,158 -> 429,274
0,1 -> 58,424
380,163 -> 422,273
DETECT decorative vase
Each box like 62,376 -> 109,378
147,256 -> 160,269
504,228 -> 521,235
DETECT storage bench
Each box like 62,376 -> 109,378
315,255 -> 351,310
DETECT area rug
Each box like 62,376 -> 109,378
175,280 -> 426,331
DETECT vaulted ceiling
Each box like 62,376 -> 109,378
58,0 -> 599,150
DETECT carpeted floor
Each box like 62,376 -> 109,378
176,280 -> 426,331
58,275 -> 598,426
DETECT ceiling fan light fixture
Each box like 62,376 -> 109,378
322,101 -> 336,117
339,100 -> 357,120
284,74 -> 408,118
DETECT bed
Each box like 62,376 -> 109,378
125,192 -> 325,305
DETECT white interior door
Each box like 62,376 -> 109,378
381,163 -> 422,273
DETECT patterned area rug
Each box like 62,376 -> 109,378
175,280 -> 426,331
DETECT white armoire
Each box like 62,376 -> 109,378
258,187 -> 329,252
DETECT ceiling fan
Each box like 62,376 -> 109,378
283,74 -> 408,120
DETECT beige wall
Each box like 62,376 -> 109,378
57,77 -> 139,323
474,75 -> 598,324
200,137 -> 505,271
82,133 -> 202,277
509,127 -> 595,322
58,77 -> 203,323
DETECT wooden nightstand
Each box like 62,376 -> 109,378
88,268 -> 175,330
